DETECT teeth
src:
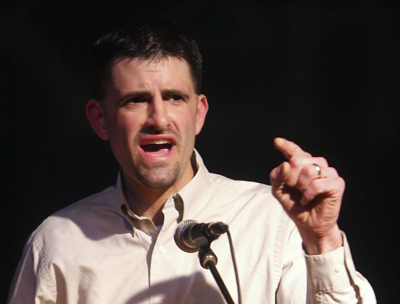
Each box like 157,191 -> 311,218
142,140 -> 172,146
144,140 -> 171,145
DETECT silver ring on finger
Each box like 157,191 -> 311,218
312,163 -> 321,176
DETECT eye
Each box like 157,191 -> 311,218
168,95 -> 184,103
122,95 -> 150,105
125,96 -> 143,104
172,95 -> 183,101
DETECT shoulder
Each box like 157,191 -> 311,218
194,151 -> 272,198
30,184 -> 124,252
55,184 -> 118,214
202,172 -> 287,219
207,172 -> 272,196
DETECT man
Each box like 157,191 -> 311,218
8,22 -> 375,303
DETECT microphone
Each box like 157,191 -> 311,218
174,219 -> 229,253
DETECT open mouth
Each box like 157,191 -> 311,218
140,141 -> 173,156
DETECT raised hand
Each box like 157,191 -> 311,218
269,138 -> 344,254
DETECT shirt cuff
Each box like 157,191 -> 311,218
304,232 -> 354,293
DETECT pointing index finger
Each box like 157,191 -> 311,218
274,137 -> 311,159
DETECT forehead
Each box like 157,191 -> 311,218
108,56 -> 196,94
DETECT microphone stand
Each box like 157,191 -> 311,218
198,246 -> 235,304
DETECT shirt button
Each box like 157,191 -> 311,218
335,264 -> 343,273
158,246 -> 166,254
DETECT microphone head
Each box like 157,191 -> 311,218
174,219 -> 198,253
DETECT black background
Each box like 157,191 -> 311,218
1,1 -> 399,302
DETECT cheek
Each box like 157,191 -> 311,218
107,114 -> 142,143
168,112 -> 177,121
174,111 -> 198,135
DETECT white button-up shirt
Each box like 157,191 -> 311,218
7,151 -> 375,303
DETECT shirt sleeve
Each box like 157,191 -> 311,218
304,232 -> 376,304
7,234 -> 56,304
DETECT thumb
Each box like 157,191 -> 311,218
270,162 -> 300,216
270,161 -> 290,189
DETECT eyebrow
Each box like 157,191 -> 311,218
117,90 -> 150,104
117,89 -> 191,104
162,89 -> 190,101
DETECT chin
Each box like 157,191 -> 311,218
140,178 -> 176,189
136,169 -> 179,190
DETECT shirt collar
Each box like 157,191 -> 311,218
115,149 -> 211,231
175,149 -> 211,220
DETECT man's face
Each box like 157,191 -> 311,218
97,56 -> 208,191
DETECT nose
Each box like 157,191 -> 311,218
146,95 -> 171,131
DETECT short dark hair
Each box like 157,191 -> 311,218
90,21 -> 203,101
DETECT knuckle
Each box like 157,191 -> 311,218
338,176 -> 346,189
315,156 -> 328,167
330,167 -> 338,176
303,164 -> 317,176
289,155 -> 306,167
310,180 -> 322,193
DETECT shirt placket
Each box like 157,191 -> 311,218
149,195 -> 182,304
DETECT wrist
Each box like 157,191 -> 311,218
300,226 -> 343,255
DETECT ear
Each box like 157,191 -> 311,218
195,94 -> 209,135
86,99 -> 109,140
